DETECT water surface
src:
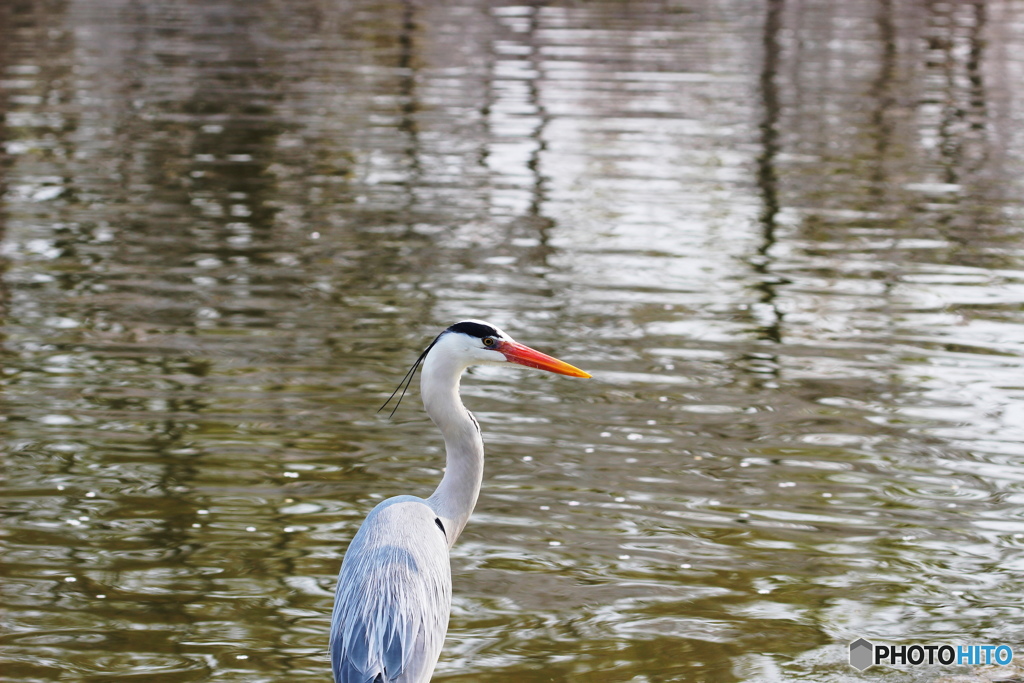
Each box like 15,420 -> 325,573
3,1 -> 1024,681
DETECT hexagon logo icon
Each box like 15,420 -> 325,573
849,638 -> 874,671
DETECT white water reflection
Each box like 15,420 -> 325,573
3,1 -> 1024,682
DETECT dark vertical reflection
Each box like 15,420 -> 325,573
525,4 -> 550,222
397,0 -> 422,221
0,0 -> 10,323
752,0 -> 784,346
961,0 -> 989,180
0,0 -> 14,452
922,1 -> 990,185
932,1 -> 964,184
756,0 -> 782,243
918,0 -> 999,260
966,1 -> 987,133
863,0 -> 903,300
868,0 -> 897,201
520,4 -> 557,265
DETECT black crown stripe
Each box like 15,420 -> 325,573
446,321 -> 499,339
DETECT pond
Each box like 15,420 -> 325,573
2,1 -> 1024,681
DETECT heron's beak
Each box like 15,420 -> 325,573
497,341 -> 591,378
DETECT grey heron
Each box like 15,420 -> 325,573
330,320 -> 590,682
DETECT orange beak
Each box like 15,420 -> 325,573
496,340 -> 591,378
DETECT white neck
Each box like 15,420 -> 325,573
422,345 -> 485,548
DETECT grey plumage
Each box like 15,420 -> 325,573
330,497 -> 451,682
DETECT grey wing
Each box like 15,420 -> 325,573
330,497 -> 452,683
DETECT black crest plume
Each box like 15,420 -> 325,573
377,333 -> 442,419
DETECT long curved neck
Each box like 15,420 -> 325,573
421,349 -> 484,548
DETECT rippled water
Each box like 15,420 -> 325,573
3,1 -> 1024,681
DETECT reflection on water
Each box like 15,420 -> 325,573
3,1 -> 1024,681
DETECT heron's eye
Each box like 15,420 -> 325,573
482,337 -> 496,347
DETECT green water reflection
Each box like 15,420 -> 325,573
2,1 -> 1024,682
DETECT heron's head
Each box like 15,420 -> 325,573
378,319 -> 590,419
437,319 -> 591,377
